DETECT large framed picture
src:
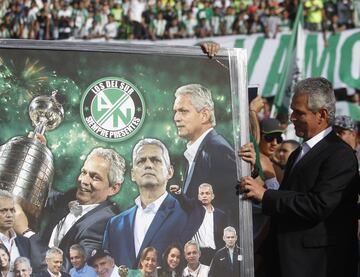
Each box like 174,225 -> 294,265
0,40 -> 252,276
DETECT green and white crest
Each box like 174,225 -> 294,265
80,77 -> 145,142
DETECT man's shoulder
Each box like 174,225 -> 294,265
322,131 -> 356,157
33,271 -> 50,277
214,207 -> 226,217
215,246 -> 228,254
203,130 -> 233,147
197,130 -> 234,159
61,271 -> 71,277
109,205 -> 137,223
97,200 -> 120,215
15,233 -> 30,243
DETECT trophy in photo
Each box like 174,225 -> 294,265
0,92 -> 64,227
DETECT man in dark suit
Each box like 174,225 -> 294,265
209,226 -> 240,277
173,84 -> 237,225
0,189 -> 32,272
103,138 -> 191,268
241,77 -> 359,277
33,247 -> 70,277
170,183 -> 226,265
18,147 -> 125,272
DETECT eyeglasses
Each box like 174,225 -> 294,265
263,133 -> 283,143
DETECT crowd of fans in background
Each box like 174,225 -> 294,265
0,0 -> 359,40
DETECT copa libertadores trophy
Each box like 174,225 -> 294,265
0,92 -> 64,227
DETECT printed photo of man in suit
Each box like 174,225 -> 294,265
173,84 -> 237,226
170,183 -> 226,266
209,226 -> 240,277
33,247 -> 70,277
0,189 -> 32,273
18,147 -> 125,272
102,138 -> 191,268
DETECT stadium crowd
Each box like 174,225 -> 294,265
0,0 -> 359,40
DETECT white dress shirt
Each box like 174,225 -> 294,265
293,126 -> 332,166
182,263 -> 209,277
184,128 -> 213,173
0,229 -> 20,272
48,269 -> 62,277
133,192 -> 168,256
49,202 -> 99,247
192,206 -> 215,249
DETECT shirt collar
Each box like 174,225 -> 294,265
75,263 -> 89,273
184,128 -> 213,163
47,270 -> 61,277
203,205 -> 214,213
303,126 -> 332,150
135,191 -> 168,213
0,228 -> 17,241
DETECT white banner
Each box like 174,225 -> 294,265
72,29 -> 360,96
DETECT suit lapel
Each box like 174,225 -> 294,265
183,130 -> 216,192
282,131 -> 335,189
126,206 -> 137,264
138,195 -> 175,257
59,201 -> 109,246
281,146 -> 301,189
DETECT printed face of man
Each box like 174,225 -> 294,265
173,94 -> 207,144
198,186 -> 214,206
14,263 -> 32,277
46,254 -> 63,275
92,256 -> 114,277
76,155 -> 117,205
223,231 -> 237,248
0,197 -> 15,233
0,197 -> 15,234
131,144 -> 173,190
184,245 -> 200,267
140,250 -> 157,275
69,249 -> 86,270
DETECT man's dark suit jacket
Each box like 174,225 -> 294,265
262,131 -> 359,277
31,189 -> 119,272
209,246 -> 240,277
172,193 -> 226,249
33,270 -> 70,277
102,193 -> 192,268
14,234 -> 31,259
182,129 -> 237,226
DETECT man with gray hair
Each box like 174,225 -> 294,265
209,226 -> 240,277
173,84 -> 237,225
14,256 -> 32,277
183,240 -> 209,277
103,138 -> 191,268
18,147 -> 126,272
33,247 -> 70,277
170,183 -> 226,266
241,77 -> 359,277
333,115 -> 358,151
0,189 -> 32,273
69,244 -> 96,277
